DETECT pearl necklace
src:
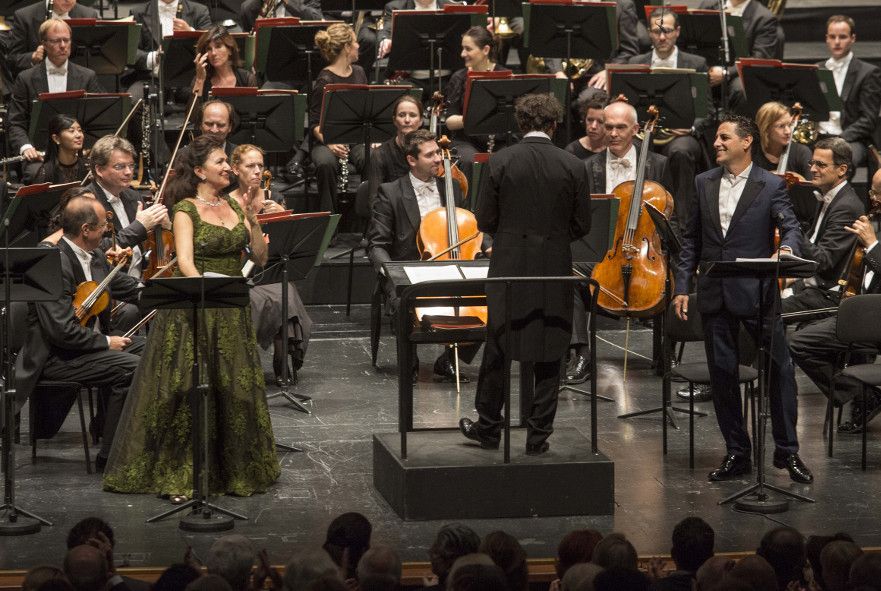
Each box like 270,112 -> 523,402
195,195 -> 223,207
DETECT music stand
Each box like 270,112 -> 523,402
232,32 -> 255,71
203,0 -> 246,26
645,7 -> 747,69
160,31 -> 203,89
387,6 -> 486,96
68,20 -> 140,76
462,73 -> 565,143
252,214 -> 335,414
142,276 -> 251,532
562,195 -> 620,402
1,182 -> 79,247
254,19 -> 342,95
210,88 -> 307,149
0,248 -> 63,535
29,92 -> 132,150
320,84 -> 414,174
738,59 -> 841,121
703,257 -> 816,513
608,66 -> 710,129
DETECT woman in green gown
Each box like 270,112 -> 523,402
103,135 -> 280,497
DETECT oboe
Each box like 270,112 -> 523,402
47,0 -> 54,19
338,151 -> 349,192
0,152 -> 44,166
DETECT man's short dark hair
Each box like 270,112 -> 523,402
592,533 -> 638,572
648,7 -> 679,27
578,93 -> 609,121
756,527 -> 806,590
556,530 -> 604,578
814,137 -> 853,176
403,129 -> 438,159
322,512 -> 372,580
515,93 -> 563,134
429,523 -> 481,585
671,517 -> 715,573
61,196 -> 101,237
719,114 -> 758,142
480,531 -> 528,591
67,518 -> 115,550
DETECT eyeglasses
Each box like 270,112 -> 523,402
111,163 -> 136,171
870,188 -> 879,199
649,27 -> 676,36
808,160 -> 832,169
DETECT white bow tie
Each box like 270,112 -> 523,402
48,66 -> 66,75
826,58 -> 847,72
610,158 -> 631,170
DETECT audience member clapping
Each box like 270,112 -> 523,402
480,531 -> 528,591
66,517 -> 149,591
425,524 -> 481,590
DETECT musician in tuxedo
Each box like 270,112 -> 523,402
239,0 -> 323,32
130,0 -> 211,73
790,169 -> 881,434
673,114 -> 813,484
698,0 -> 784,108
817,15 -> 881,174
6,0 -> 98,75
15,193 -> 142,473
8,19 -> 102,179
367,129 -> 476,381
566,100 -> 669,385
459,93 -> 591,455
628,7 -> 708,233
781,138 -> 864,320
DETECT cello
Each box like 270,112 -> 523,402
591,105 -> 674,317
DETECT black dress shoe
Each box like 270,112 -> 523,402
564,355 -> 591,385
773,452 -> 814,484
708,454 -> 752,481
94,455 -> 107,474
677,385 -> 713,402
525,442 -> 550,455
840,394 -> 881,433
459,418 -> 499,450
434,355 -> 470,383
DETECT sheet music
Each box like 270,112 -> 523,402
403,265 -> 463,284
735,253 -> 814,264
460,266 -> 489,279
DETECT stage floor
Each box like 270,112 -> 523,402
5,305 -> 881,568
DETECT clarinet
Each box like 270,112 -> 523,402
338,152 -> 349,192
176,0 -> 183,18
47,0 -> 54,19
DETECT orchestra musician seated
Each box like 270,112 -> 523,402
442,26 -> 510,181
376,0 -> 454,90
754,101 -> 813,180
15,190 -> 143,473
129,0 -> 210,76
568,100 -> 669,386
309,23 -> 368,214
628,7 -> 708,230
368,94 -> 424,209
564,93 -> 608,161
27,114 -> 88,185
191,25 -> 257,100
8,18 -> 103,181
6,0 -> 98,76
789,169 -> 881,434
366,129 -> 483,382
816,15 -> 881,178
781,137 -> 864,321
228,144 -> 313,385
239,0 -> 323,33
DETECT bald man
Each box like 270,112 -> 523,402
14,196 -> 142,472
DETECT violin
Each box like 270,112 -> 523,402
591,104 -> 674,317
73,237 -> 132,327
415,135 -> 486,324
430,92 -> 469,198
775,103 -> 808,188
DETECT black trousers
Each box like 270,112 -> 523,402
310,143 -> 366,213
702,310 -> 799,457
789,315 -> 878,405
569,262 -> 594,352
474,326 -> 563,447
40,347 -> 140,458
781,283 -> 839,324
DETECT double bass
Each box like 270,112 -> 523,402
591,105 -> 674,317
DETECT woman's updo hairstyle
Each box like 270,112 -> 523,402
463,26 -> 496,62
164,134 -> 226,209
314,23 -> 354,63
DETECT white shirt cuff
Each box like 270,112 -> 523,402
106,336 -> 112,347
20,144 -> 34,155
866,241 -> 878,253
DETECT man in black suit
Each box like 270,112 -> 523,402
790,169 -> 881,434
574,0 -> 643,91
239,0 -> 323,32
628,7 -> 708,233
781,137 -> 864,319
7,0 -> 98,75
130,0 -> 211,73
87,136 -> 169,279
367,129 -> 473,381
817,15 -> 881,173
459,93 -> 591,455
698,0 -> 783,109
8,18 -> 102,179
673,114 -> 812,484
565,100 -> 669,385
15,194 -> 142,472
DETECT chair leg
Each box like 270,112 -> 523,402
346,245 -> 355,317
29,398 -> 36,462
689,383 -> 694,470
862,384 -> 868,471
826,397 -> 834,458
749,382 -> 758,467
370,289 -> 382,367
76,392 -> 92,474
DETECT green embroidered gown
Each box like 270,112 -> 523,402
103,198 -> 280,497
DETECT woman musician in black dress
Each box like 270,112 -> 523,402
28,114 -> 88,185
